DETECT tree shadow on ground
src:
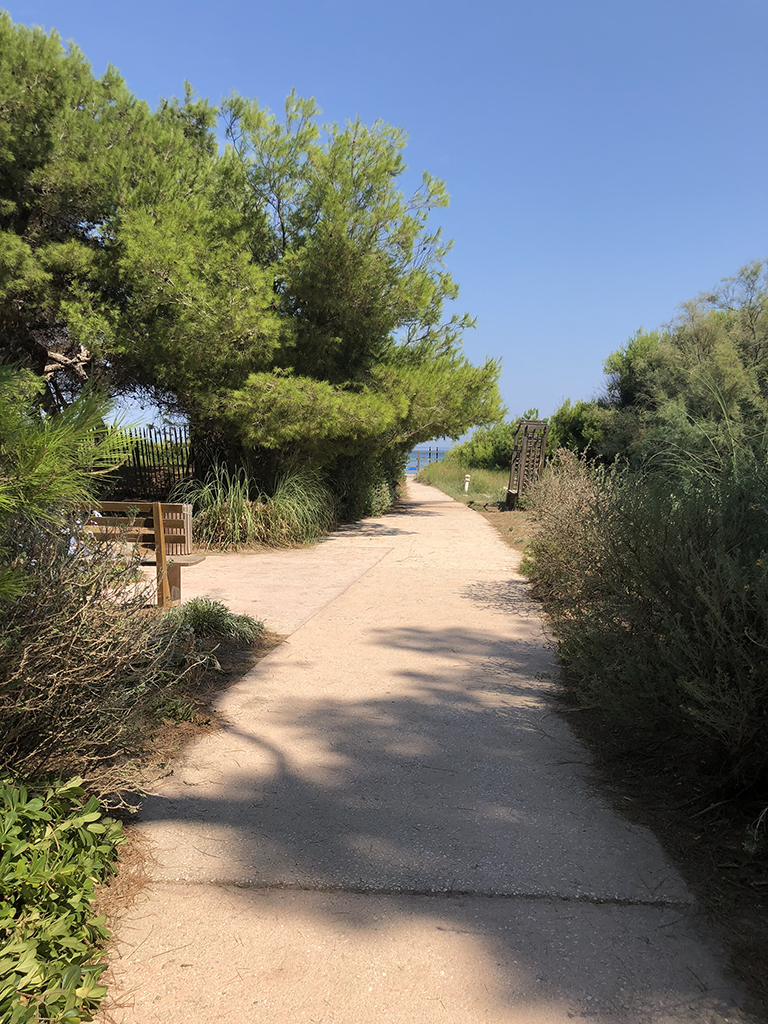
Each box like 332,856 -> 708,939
132,622 -> 749,1022
460,579 -> 544,619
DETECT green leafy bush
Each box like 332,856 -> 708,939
332,450 -> 401,520
446,412 -> 541,470
546,399 -> 607,458
0,777 -> 124,1024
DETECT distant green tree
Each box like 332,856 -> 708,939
117,92 -> 503,507
447,410 -> 542,469
546,399 -> 607,457
563,262 -> 768,470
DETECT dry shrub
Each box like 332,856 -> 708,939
521,449 -> 609,599
525,451 -> 768,788
0,528 -> 232,799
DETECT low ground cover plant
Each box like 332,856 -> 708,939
0,776 -> 124,1024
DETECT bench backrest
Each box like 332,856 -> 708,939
87,502 -> 193,556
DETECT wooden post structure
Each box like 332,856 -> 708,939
506,420 -> 549,509
153,501 -> 171,608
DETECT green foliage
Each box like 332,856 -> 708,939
330,449 -> 401,520
165,598 -> 263,645
416,460 -> 509,506
546,399 -> 607,457
177,465 -> 336,548
0,13 -> 502,516
0,367 -> 126,603
577,262 -> 768,467
0,14 -> 146,406
446,422 -> 517,469
0,366 -> 268,789
602,329 -> 663,408
446,410 -> 541,469
175,464 -> 261,548
0,776 -> 124,1024
526,451 -> 768,787
183,102 -> 503,493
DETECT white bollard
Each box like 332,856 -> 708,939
464,474 -> 471,493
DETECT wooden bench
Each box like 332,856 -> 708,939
85,501 -> 205,608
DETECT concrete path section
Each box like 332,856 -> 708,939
104,483 -> 756,1023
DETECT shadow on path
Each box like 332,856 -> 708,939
133,623 -> 749,1022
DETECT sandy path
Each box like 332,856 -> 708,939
103,482 -> 755,1023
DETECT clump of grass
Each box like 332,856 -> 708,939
176,466 -> 336,550
416,460 -> 509,506
266,471 -> 337,545
166,597 -> 263,644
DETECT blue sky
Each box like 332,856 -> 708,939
6,0 -> 768,420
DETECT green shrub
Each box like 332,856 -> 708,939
0,367 -> 127,605
166,598 -> 263,644
526,451 -> 768,786
331,450 -> 401,520
447,419 -> 525,469
0,776 -> 124,1024
546,399 -> 607,458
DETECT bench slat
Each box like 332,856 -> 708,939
86,526 -> 188,545
98,501 -> 189,515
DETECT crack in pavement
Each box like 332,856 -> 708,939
154,877 -> 695,910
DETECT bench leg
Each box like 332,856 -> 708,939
166,563 -> 182,605
156,562 -> 172,608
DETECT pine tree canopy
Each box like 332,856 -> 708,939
0,15 -> 502,503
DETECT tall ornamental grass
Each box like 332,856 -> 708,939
526,450 -> 768,787
176,466 -> 336,549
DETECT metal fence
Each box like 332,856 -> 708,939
107,430 -> 450,497
108,425 -> 194,501
405,447 -> 448,474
